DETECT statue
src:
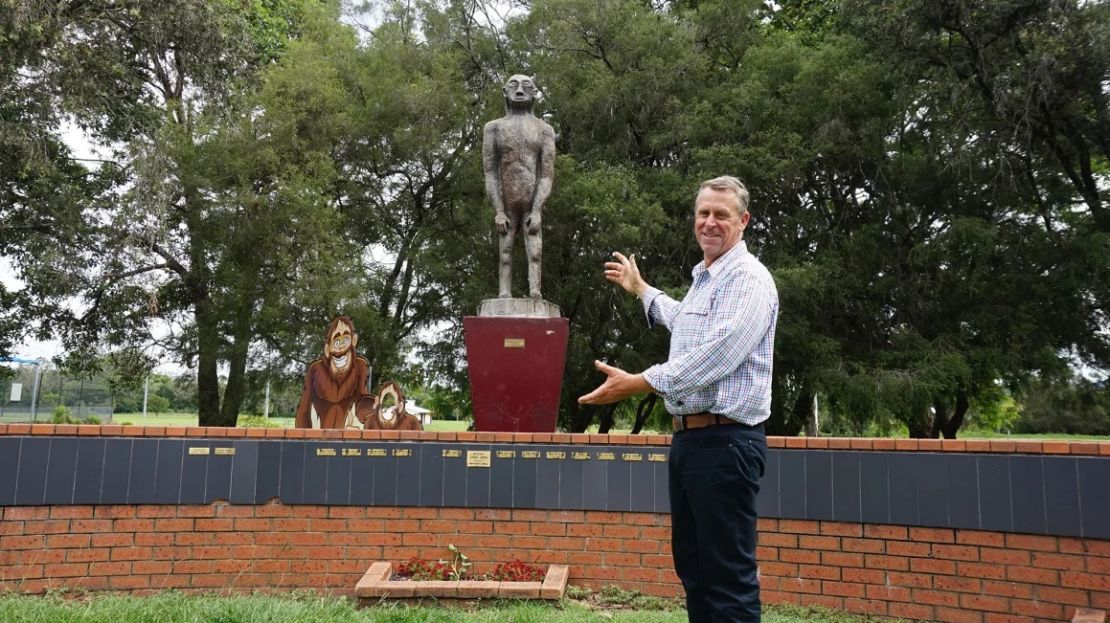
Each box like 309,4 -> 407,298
483,74 -> 556,299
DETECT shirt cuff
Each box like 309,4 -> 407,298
640,286 -> 663,327
642,363 -> 669,397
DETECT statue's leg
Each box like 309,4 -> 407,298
498,228 -> 515,298
525,227 -> 542,299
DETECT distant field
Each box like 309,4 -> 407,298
956,430 -> 1110,441
111,413 -> 472,431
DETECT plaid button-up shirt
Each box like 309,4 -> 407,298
640,242 -> 778,425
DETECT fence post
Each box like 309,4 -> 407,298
30,362 -> 42,422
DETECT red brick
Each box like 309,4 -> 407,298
864,525 -> 907,540
910,527 -> 955,543
937,606 -> 985,623
982,580 -> 1032,599
890,602 -> 934,620
982,548 -> 1030,565
961,594 -> 1013,613
911,557 -> 956,574
1037,586 -> 1090,606
935,575 -> 982,593
1006,534 -> 1057,552
866,554 -> 909,571
958,562 -> 1007,580
823,581 -> 866,598
798,535 -> 839,550
1062,571 -> 1110,591
984,615 -> 1034,623
1007,565 -> 1059,585
799,565 -> 840,581
844,597 -> 887,616
913,589 -> 960,607
957,531 -> 1006,547
841,537 -> 885,553
887,540 -> 931,557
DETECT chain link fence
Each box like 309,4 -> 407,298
0,364 -> 115,423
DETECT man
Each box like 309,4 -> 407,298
482,74 -> 556,299
579,175 -> 778,622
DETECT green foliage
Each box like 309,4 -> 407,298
49,405 -> 75,424
1016,379 -> 1110,436
237,414 -> 283,428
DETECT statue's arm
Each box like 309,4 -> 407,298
483,123 -> 508,228
532,124 -> 556,214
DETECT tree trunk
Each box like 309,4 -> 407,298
941,391 -> 969,439
793,384 -> 816,436
194,292 -> 222,426
597,403 -> 617,434
217,303 -> 253,427
930,398 -> 948,439
767,372 -> 806,436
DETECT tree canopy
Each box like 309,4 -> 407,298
2,0 -> 1107,435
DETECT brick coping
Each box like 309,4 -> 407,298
354,562 -> 569,600
0,423 -> 1107,455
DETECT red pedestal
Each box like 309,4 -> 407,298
463,316 -> 569,432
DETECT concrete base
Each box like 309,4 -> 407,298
478,298 -> 561,318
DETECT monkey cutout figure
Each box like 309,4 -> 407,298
295,316 -> 376,429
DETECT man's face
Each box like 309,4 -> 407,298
694,187 -> 750,267
327,320 -> 356,377
505,75 -> 536,105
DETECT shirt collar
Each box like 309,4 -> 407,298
692,241 -> 749,279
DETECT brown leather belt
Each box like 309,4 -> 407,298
672,412 -> 741,432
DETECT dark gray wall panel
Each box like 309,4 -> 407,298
229,441 -> 258,505
370,446 -> 397,506
778,450 -> 806,518
126,439 -> 158,504
349,445 -> 374,506
560,454 -> 585,510
0,437 -> 20,505
653,456 -> 669,514
100,438 -> 133,504
535,448 -> 560,510
512,452 -> 537,509
1010,456 -> 1046,535
179,442 -> 208,504
756,447 -> 778,518
44,437 -> 78,505
324,449 -> 352,506
255,440 -> 281,502
395,445 -> 421,507
946,453 -> 980,530
442,451 -> 466,507
805,451 -> 833,521
978,455 -> 1012,533
419,444 -> 445,507
888,454 -> 918,526
205,444 -> 234,503
278,441 -> 305,504
582,453 -> 609,510
605,455 -> 631,513
629,454 -> 654,513
1077,457 -> 1110,539
461,446 -> 489,508
859,452 -> 889,525
1043,456 -> 1080,537
916,453 -> 949,527
152,439 -> 183,504
301,443 -> 329,505
831,452 -> 860,523
489,449 -> 514,508
14,437 -> 49,505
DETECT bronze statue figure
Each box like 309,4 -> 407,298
483,74 -> 556,299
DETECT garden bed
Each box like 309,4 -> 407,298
354,562 -> 569,601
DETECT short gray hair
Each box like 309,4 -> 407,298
697,175 -> 750,215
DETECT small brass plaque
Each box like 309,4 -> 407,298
648,453 -> 667,462
342,448 -> 362,457
597,452 -> 616,461
467,450 -> 491,468
521,450 -> 540,459
188,447 -> 210,455
572,452 -> 590,460
504,338 -> 525,348
443,449 -> 463,458
316,448 -> 336,457
496,450 -> 516,459
545,451 -> 566,460
392,448 -> 412,457
368,448 -> 387,457
622,453 -> 643,462
214,447 -> 235,456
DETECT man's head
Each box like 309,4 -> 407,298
694,175 -> 751,267
503,74 -> 537,112
323,316 -> 357,380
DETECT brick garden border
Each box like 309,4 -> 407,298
354,561 -> 568,601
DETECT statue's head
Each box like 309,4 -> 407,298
503,74 -> 538,112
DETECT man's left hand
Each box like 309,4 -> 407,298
578,360 -> 653,405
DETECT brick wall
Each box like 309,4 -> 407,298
3,502 -> 1109,622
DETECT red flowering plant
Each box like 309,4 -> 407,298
391,546 -> 545,582
488,560 -> 545,582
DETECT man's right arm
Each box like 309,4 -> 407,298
482,123 -> 508,232
604,251 -> 679,331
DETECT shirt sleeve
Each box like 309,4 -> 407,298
641,286 -> 680,330
642,271 -> 775,399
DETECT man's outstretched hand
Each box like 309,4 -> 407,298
578,360 -> 653,405
604,252 -> 647,297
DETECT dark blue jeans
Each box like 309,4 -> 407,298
669,423 -> 767,623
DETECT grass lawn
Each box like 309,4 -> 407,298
0,593 -> 888,623
957,430 -> 1110,440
